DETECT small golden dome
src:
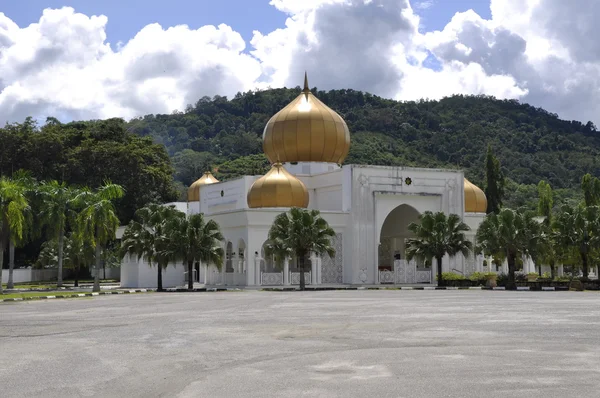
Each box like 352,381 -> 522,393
188,172 -> 219,202
262,73 -> 351,164
464,178 -> 487,213
247,163 -> 309,208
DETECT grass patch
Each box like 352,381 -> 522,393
0,291 -> 91,300
2,283 -> 58,290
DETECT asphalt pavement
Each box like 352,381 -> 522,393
1,290 -> 600,398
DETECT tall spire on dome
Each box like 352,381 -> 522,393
303,71 -> 310,95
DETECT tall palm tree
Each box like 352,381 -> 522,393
404,211 -> 472,287
165,213 -> 224,290
476,208 -> 543,290
120,204 -> 182,291
4,171 -> 36,290
37,232 -> 94,287
265,208 -> 335,291
77,182 -> 124,292
553,204 -> 600,280
38,180 -> 83,287
0,175 -> 31,294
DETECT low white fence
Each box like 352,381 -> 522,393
2,269 -> 58,284
379,260 -> 432,284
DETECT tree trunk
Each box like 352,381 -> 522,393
538,263 -> 543,277
74,265 -> 79,287
550,260 -> 556,280
436,256 -> 444,287
507,252 -> 516,290
188,260 -> 194,290
581,252 -> 589,281
0,241 -> 4,294
57,233 -> 64,287
157,265 -> 163,291
93,244 -> 101,292
299,254 -> 306,291
7,240 -> 15,289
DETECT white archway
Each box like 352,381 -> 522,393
378,204 -> 420,271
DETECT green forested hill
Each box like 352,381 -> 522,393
126,87 -> 598,209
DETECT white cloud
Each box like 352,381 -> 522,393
1,1 -> 600,125
413,0 -> 435,10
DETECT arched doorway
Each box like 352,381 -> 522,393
378,204 -> 420,271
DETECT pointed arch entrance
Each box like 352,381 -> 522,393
378,204 -> 432,284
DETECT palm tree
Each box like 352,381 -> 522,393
553,205 -> 600,280
404,212 -> 472,287
165,213 -> 224,290
0,175 -> 31,294
265,208 -> 335,291
77,182 -> 124,292
4,171 -> 36,290
120,204 -> 182,291
37,232 -> 95,287
476,208 -> 543,290
38,180 -> 83,287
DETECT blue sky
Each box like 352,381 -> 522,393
2,0 -> 492,47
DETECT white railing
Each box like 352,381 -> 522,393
261,272 -> 283,285
377,260 -> 432,284
290,272 -> 311,285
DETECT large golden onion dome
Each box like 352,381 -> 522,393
262,73 -> 351,164
188,171 -> 219,202
247,163 -> 309,208
464,178 -> 487,213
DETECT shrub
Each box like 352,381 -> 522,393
440,272 -> 466,281
542,272 -> 551,279
469,272 -> 487,282
496,273 -> 508,286
515,271 -> 527,282
569,280 -> 584,291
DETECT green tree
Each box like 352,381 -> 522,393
77,182 -> 124,292
5,171 -> 36,289
265,208 -> 335,291
535,180 -> 554,276
404,212 -> 472,287
0,175 -> 31,294
165,212 -> 224,290
553,205 -> 600,280
484,144 -> 505,214
120,204 -> 182,291
476,208 -> 543,290
581,174 -> 600,207
537,180 -> 553,226
38,181 -> 83,287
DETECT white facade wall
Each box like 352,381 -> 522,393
120,163 -> 489,288
120,253 -> 184,288
1,269 -> 58,284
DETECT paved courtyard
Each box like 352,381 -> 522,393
2,290 -> 600,398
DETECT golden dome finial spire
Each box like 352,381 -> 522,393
303,71 -> 310,99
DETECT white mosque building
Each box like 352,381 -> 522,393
120,75 -> 491,288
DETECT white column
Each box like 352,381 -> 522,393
311,253 -> 318,285
317,256 -> 322,284
255,257 -> 261,286
558,263 -> 564,277
283,258 -> 290,285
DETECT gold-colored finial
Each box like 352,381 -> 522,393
303,71 -> 310,99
